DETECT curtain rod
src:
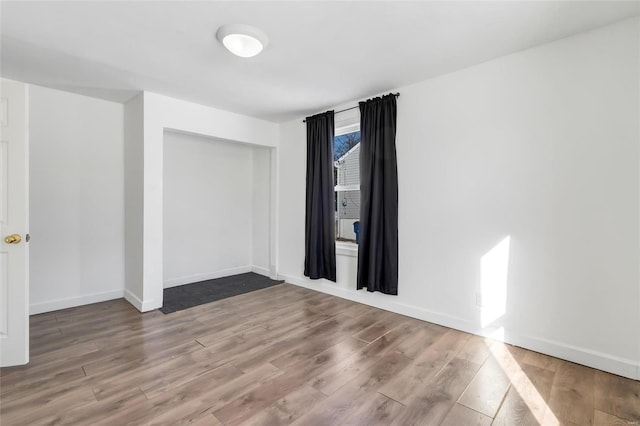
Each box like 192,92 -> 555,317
302,92 -> 400,123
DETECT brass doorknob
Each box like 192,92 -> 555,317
4,234 -> 21,244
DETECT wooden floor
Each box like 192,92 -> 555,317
1,284 -> 638,425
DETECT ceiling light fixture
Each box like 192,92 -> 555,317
216,24 -> 268,58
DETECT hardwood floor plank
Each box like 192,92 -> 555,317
28,318 -> 143,358
194,413 -> 225,426
1,286 -> 636,426
457,356 -> 512,417
394,322 -> 447,360
389,357 -> 481,425
0,381 -> 13,398
194,290 -> 321,330
309,322 -> 414,396
440,403 -> 492,426
99,363 -> 283,425
93,318 -> 308,401
0,384 -> 96,425
141,361 -> 244,400
28,311 -> 57,325
342,392 -> 405,425
87,347 -> 221,401
456,334 -> 493,365
285,337 -> 370,380
91,397 -> 155,426
270,335 -> 365,371
2,365 -> 98,404
594,409 -> 640,426
240,384 -> 327,426
378,328 -> 469,405
594,370 -> 640,423
545,360 -> 595,426
213,372 -> 308,425
232,316 -> 348,372
145,362 -> 284,424
0,341 -> 98,389
215,337 -> 369,425
36,385 -> 147,425
521,349 -> 561,372
352,311 -> 406,343
260,310 -> 337,336
28,323 -> 62,341
268,311 -> 394,370
84,339 -> 204,379
0,364 -> 87,395
334,309 -> 385,335
340,301 -> 378,318
492,363 -> 556,425
294,351 -> 412,426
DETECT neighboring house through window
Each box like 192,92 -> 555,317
334,126 -> 360,243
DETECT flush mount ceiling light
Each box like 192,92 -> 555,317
216,24 -> 268,58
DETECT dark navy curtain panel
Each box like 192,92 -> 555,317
304,111 -> 337,282
357,94 -> 399,295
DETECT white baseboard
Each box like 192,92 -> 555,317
123,289 -> 161,313
251,265 -> 271,278
124,289 -> 143,311
30,289 -> 125,315
507,333 -> 639,380
279,273 -> 474,331
280,273 -> 639,380
163,266 -> 252,288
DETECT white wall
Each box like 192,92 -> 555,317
124,92 -> 279,311
252,147 -> 272,276
30,85 -> 125,314
163,131 -> 258,287
277,18 -> 640,379
29,87 -> 276,312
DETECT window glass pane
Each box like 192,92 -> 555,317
334,130 -> 361,242
336,190 -> 361,242
334,131 -> 361,161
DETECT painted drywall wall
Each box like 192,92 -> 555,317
124,92 -> 279,310
252,147 -> 272,276
123,93 -> 144,308
277,17 -> 640,379
30,85 -> 125,314
163,131 -> 255,287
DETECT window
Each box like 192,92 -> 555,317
334,126 -> 360,243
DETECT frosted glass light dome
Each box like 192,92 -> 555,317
216,24 -> 268,58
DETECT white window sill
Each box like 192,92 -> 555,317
336,241 -> 358,257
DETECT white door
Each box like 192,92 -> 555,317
0,79 -> 29,367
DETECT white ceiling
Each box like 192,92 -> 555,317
2,1 -> 638,122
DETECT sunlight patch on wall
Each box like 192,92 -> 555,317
480,236 -> 511,331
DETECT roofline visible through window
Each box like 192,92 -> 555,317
335,122 -> 360,137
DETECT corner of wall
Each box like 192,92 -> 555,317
124,289 -> 160,313
251,265 -> 271,277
